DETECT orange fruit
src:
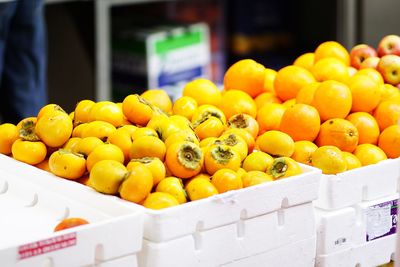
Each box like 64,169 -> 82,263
217,133 -> 248,161
131,127 -> 157,141
274,65 -> 316,101
311,80 -> 352,121
354,68 -> 384,85
348,66 -> 357,77
12,139 -> 47,165
342,151 -> 362,170
80,121 -> 116,141
291,140 -> 318,166
314,41 -> 350,65
380,84 -> 400,102
164,130 -> 199,148
279,104 -> 321,142
346,112 -> 380,144
223,59 -> 266,98
142,192 -> 180,210
373,100 -> 400,131
254,92 -> 282,110
49,150 -> 86,180
193,116 -> 225,141
311,57 -> 350,83
87,159 -> 127,194
263,68 -> 277,93
63,137 -> 82,152
256,130 -> 295,157
130,135 -> 166,161
282,98 -> 296,108
191,104 -> 226,125
346,74 -> 381,112
37,104 -> 65,120
256,103 -> 286,134
378,125 -> 400,158
172,96 -> 198,120
295,82 -> 319,105
316,118 -> 359,152
242,151 -> 274,172
141,89 -> 173,113
183,78 -> 222,106
211,168 -> 243,193
127,157 -> 166,186
311,146 -> 347,174
73,136 -> 104,157
353,144 -> 387,166
107,127 -> 133,162
218,90 -> 257,119
293,52 -> 315,71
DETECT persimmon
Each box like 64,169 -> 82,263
88,159 -> 127,194
0,123 -> 19,155
119,163 -> 153,203
269,157 -> 302,179
183,78 -> 222,106
165,141 -> 203,179
54,218 -> 89,232
211,168 -> 243,193
204,144 -> 241,175
12,139 -> 47,165
218,90 -> 257,119
227,113 -> 259,138
156,177 -> 187,204
256,130 -> 295,157
143,192 -> 180,210
49,149 -> 86,180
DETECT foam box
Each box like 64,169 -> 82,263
221,235 -> 317,267
138,202 -> 315,267
0,160 -> 144,267
315,158 -> 400,210
315,194 -> 398,267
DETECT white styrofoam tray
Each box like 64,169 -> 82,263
315,158 -> 400,210
221,235 -> 316,267
0,160 -> 144,267
0,154 -> 321,267
138,202 -> 316,267
315,193 -> 398,266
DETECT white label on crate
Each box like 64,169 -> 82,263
18,232 -> 77,260
366,199 -> 398,242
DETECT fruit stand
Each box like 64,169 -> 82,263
0,35 -> 400,266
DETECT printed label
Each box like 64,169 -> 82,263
334,237 -> 347,246
366,199 -> 397,242
18,232 -> 77,260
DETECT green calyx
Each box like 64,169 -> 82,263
269,157 -> 288,179
211,145 -> 234,165
177,143 -> 202,170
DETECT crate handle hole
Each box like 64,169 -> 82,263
277,209 -> 285,227
26,193 -> 38,207
95,244 -> 104,263
0,180 -> 8,194
355,263 -> 361,267
193,221 -> 204,251
57,207 -> 70,221
361,185 -> 368,200
281,197 -> 289,209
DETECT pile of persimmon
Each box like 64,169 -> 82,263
0,37 -> 399,209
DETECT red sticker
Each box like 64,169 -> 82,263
18,232 -> 77,260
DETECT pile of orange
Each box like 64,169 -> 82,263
0,40 -> 399,209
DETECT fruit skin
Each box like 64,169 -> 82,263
204,144 -> 241,175
314,41 -> 350,65
165,141 -> 203,179
373,100 -> 400,131
156,177 -> 187,204
378,125 -> 400,158
291,141 -> 318,166
185,177 -> 218,201
316,118 -> 359,152
256,130 -> 295,157
183,79 -> 221,106
35,110 -> 73,148
12,139 -> 47,165
346,112 -> 380,145
353,144 -> 387,166
311,146 -> 347,174
49,150 -> 86,180
119,163 -> 153,203
359,56 -> 380,69
242,171 -> 274,187
142,192 -> 180,210
211,168 -> 243,193
377,55 -> 400,85
88,160 -> 127,195
0,123 -> 19,155
269,157 -> 302,179
350,44 -> 378,69
377,35 -> 400,57
54,218 -> 89,232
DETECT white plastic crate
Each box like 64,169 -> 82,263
0,156 -> 144,267
315,158 -> 400,210
315,193 -> 398,267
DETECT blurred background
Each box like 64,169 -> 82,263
45,0 -> 400,112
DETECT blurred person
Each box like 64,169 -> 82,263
0,0 -> 47,124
